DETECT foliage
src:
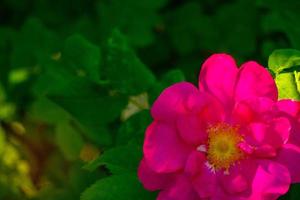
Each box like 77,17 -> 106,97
0,0 -> 299,199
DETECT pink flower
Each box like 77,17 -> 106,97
138,54 -> 300,200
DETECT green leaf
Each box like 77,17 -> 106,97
97,0 -> 168,47
0,27 -> 15,87
28,97 -> 70,124
289,184 -> 300,200
63,35 -> 101,82
268,49 -> 300,74
48,78 -> 126,146
117,110 -> 151,145
215,0 -> 257,56
261,0 -> 300,49
55,121 -> 84,161
161,69 -> 185,87
81,173 -> 156,200
11,18 -> 60,68
165,2 -> 217,55
104,30 -> 156,94
85,142 -> 142,174
275,72 -> 300,100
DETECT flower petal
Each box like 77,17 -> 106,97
276,100 -> 300,117
193,163 -> 217,198
199,53 -> 238,107
248,160 -> 291,200
177,113 -> 207,146
235,61 -> 278,102
151,82 -> 198,122
157,175 -> 199,200
143,122 -> 190,173
185,151 -> 206,177
276,100 -> 300,146
245,117 -> 290,155
275,143 -> 300,183
138,159 -> 173,191
212,159 -> 257,200
177,92 -> 225,145
231,97 -> 274,125
220,166 -> 248,194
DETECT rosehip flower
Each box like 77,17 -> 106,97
138,54 -> 300,200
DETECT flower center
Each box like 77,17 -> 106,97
206,123 -> 243,171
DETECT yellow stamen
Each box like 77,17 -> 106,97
207,123 -> 243,171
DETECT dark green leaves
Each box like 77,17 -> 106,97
261,0 -> 300,49
85,142 -> 142,174
11,18 -> 60,68
81,173 -> 156,200
48,78 -> 126,146
104,30 -> 156,94
63,35 -> 101,82
97,0 -> 168,47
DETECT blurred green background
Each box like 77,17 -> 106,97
0,0 -> 299,199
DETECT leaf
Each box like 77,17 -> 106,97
97,0 -> 168,47
48,78 -> 126,146
0,27 -> 15,87
261,0 -> 300,49
117,110 -> 151,145
165,2 -> 217,55
104,30 -> 156,94
28,97 -> 70,124
55,121 -> 84,161
161,69 -> 185,87
11,18 -> 60,68
63,35 -> 101,82
33,57 -> 126,146
84,142 -> 142,174
214,0 -> 257,56
268,49 -> 300,74
275,72 -> 300,100
81,173 -> 156,200
289,184 -> 300,200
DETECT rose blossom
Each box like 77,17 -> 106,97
138,54 -> 300,200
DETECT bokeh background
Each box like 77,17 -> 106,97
0,0 -> 299,199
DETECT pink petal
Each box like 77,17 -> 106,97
138,159 -> 173,191
143,122 -> 190,173
215,159 -> 290,200
193,163 -> 217,198
220,166 -> 248,194
151,82 -> 198,122
177,113 -> 207,146
275,143 -> 300,183
185,151 -> 206,177
276,100 -> 300,117
214,159 -> 257,199
177,92 -> 225,145
248,160 -> 291,200
231,97 -> 274,125
199,53 -> 238,108
212,159 -> 257,200
235,61 -> 278,102
231,101 -> 255,125
276,100 -> 300,147
253,144 -> 277,158
245,117 -> 290,154
268,117 -> 291,147
157,175 -> 199,200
